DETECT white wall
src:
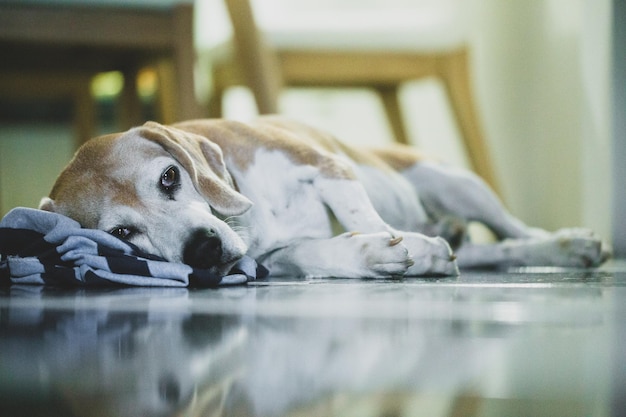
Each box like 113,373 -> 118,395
471,0 -> 611,236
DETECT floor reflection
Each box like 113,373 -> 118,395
1,263 -> 625,416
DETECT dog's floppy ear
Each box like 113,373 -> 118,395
140,121 -> 252,216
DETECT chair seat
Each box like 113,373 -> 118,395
196,0 -> 468,54
262,10 -> 466,53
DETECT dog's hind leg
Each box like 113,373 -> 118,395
454,229 -> 608,269
401,161 -> 544,240
400,161 -> 610,268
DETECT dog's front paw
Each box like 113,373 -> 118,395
340,231 -> 414,278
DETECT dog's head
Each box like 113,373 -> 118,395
40,121 -> 252,275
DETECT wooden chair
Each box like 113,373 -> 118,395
205,0 -> 500,194
0,1 -> 202,147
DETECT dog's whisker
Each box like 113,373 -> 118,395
230,224 -> 249,231
223,216 -> 245,230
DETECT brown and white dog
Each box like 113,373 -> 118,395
40,117 -> 609,278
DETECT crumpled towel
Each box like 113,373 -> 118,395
0,207 -> 267,287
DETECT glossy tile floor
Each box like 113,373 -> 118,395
1,261 -> 626,417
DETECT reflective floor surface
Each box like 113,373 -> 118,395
1,261 -> 626,417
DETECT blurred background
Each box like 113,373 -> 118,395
0,0 -> 615,247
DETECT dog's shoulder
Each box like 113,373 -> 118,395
250,117 -> 427,178
367,145 -> 430,172
253,117 -> 434,172
173,117 -> 428,178
173,117 -> 350,178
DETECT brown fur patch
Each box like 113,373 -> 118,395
48,133 -> 118,200
369,145 -> 431,172
46,133 -> 154,227
174,117 -> 357,180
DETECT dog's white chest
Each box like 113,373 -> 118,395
232,150 -> 334,257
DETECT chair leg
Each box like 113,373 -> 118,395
377,85 -> 411,145
438,49 -> 501,196
448,392 -> 482,417
225,0 -> 282,115
207,85 -> 225,118
155,60 -> 178,124
172,4 -> 204,121
119,67 -> 143,129
73,77 -> 96,148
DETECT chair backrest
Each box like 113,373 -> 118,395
224,0 -> 283,113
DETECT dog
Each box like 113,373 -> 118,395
39,116 -> 609,278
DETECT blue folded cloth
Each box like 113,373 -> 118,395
0,207 -> 267,287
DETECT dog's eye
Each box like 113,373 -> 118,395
109,226 -> 135,240
160,165 -> 180,197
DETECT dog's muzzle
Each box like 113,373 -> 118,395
183,229 -> 225,270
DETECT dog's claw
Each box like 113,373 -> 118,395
389,236 -> 403,246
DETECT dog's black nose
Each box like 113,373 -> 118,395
183,229 -> 223,269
